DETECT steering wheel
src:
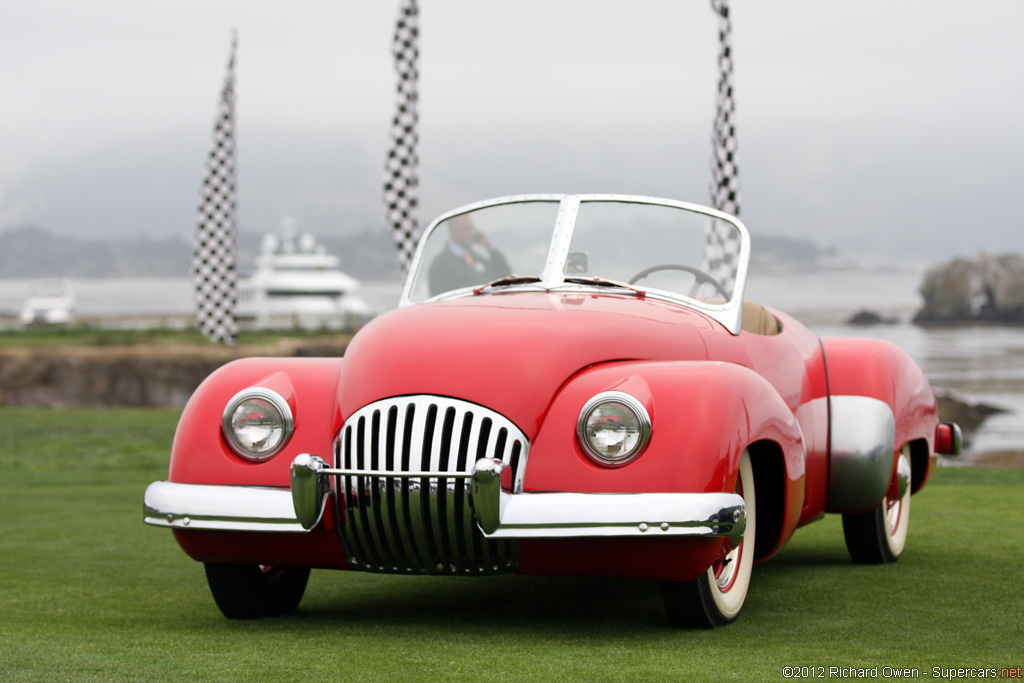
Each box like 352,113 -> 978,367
628,263 -> 730,299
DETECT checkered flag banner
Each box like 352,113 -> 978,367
193,34 -> 239,346
709,0 -> 739,216
705,0 -> 740,293
384,0 -> 421,275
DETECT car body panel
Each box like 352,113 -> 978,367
338,293 -> 714,438
167,357 -> 344,487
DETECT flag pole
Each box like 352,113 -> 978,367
383,0 -> 421,277
193,30 -> 239,347
709,0 -> 740,217
703,0 -> 741,294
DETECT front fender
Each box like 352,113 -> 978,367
525,360 -> 806,518
167,357 -> 345,487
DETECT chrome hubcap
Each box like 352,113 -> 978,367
886,452 -> 911,535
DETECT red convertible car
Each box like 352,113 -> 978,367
144,194 -> 961,627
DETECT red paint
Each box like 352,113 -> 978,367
162,290 -> 944,580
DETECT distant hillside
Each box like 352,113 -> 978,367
750,234 -> 837,269
0,224 -> 826,280
0,225 -> 192,278
0,225 -> 401,281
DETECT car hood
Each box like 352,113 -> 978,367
338,292 -> 721,437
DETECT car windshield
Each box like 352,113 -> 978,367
566,200 -> 741,301
404,196 -> 746,311
405,200 -> 560,302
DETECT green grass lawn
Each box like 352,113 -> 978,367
1,407 -> 1021,682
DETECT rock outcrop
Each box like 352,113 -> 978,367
846,309 -> 898,326
914,253 -> 1024,324
935,393 -> 1006,447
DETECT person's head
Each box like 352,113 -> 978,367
447,214 -> 477,249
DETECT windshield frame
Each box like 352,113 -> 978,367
399,194 -> 751,334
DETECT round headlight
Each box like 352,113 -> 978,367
222,388 -> 294,461
576,391 -> 652,467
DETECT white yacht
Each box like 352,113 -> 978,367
19,279 -> 76,326
237,220 -> 371,330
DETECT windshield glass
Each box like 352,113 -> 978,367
404,196 -> 745,307
565,200 -> 742,301
405,200 -> 559,303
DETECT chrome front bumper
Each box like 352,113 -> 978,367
468,458 -> 745,543
143,481 -> 306,533
144,455 -> 746,544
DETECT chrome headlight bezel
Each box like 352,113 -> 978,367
221,388 -> 294,461
576,391 -> 652,468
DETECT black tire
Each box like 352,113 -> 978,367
660,450 -> 756,628
842,447 -> 911,565
204,563 -> 310,619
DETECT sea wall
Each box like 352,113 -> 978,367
0,340 -> 348,408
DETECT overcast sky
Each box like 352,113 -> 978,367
2,0 -> 1022,265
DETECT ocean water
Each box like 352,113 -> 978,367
1,270 -> 1020,464
0,270 -> 919,326
0,278 -> 404,326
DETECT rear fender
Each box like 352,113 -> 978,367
822,337 -> 940,511
524,360 -> 806,546
168,357 -> 345,487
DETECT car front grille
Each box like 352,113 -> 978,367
333,395 -> 528,575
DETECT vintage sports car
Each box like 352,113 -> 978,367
144,194 -> 962,627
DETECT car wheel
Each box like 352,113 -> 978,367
841,445 -> 911,564
660,449 -> 756,628
203,563 -> 310,619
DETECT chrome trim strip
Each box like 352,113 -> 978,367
143,481 -> 306,533
828,395 -> 897,512
334,469 -> 474,479
471,458 -> 746,544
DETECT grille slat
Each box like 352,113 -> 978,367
451,413 -> 474,567
334,396 -> 528,575
399,404 -> 432,572
383,406 -> 419,572
437,407 -> 461,574
419,404 -> 442,570
380,407 -> 405,570
349,417 -> 383,569
338,425 -> 368,567
368,411 -> 396,570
